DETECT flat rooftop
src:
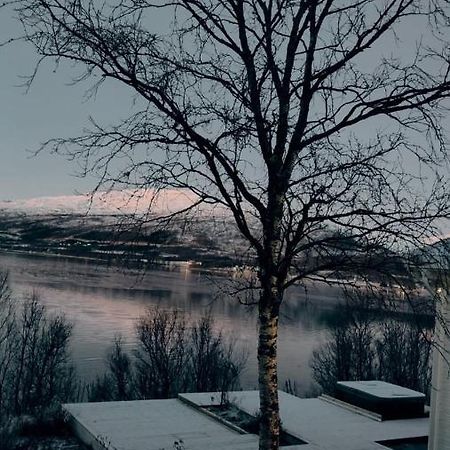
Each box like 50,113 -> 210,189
64,390 -> 429,450
337,381 -> 426,400
64,398 -> 259,450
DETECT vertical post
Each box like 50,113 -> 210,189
428,288 -> 450,450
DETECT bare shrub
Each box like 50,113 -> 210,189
107,336 -> 134,400
0,275 -> 76,419
90,309 -> 246,401
311,298 -> 432,397
311,299 -> 376,393
88,336 -> 135,401
188,314 -> 245,396
135,310 -> 245,399
0,273 -> 77,448
135,309 -> 189,399
11,294 -> 75,416
377,320 -> 432,395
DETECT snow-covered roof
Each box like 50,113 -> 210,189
337,380 -> 426,399
64,390 -> 429,450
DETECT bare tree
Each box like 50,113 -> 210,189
188,314 -> 245,396
107,336 -> 135,400
7,0 -> 450,447
377,318 -> 432,395
311,294 -> 377,392
135,309 -> 245,398
135,309 -> 189,399
311,299 -> 433,398
11,294 -> 75,415
0,279 -> 76,419
88,335 -> 135,401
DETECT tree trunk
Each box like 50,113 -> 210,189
258,288 -> 281,450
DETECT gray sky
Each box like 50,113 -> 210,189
0,5 -> 448,208
0,10 -> 136,200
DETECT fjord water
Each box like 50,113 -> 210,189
0,252 -> 342,393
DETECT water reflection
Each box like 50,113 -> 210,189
1,252 -> 341,392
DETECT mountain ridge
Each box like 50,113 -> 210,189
0,189 -> 204,216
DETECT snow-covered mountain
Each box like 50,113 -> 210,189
0,189 -> 246,268
0,189 -> 204,216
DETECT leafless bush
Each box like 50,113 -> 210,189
135,309 -> 189,399
10,294 -> 76,416
89,309 -> 246,401
135,309 -> 246,399
377,320 -> 432,395
0,273 -> 76,419
88,336 -> 135,401
188,314 -> 245,396
311,299 -> 376,393
311,299 -> 432,397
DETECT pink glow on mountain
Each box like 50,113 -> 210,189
0,189 -> 203,216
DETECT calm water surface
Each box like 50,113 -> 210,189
0,252 -> 346,393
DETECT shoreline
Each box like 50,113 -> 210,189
0,248 -> 434,319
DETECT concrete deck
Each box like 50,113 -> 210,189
64,391 -> 429,450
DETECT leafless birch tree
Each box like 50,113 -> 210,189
7,0 -> 450,448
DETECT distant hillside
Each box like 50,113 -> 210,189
0,192 -> 246,270
0,189 -> 206,217
2,190 -> 447,280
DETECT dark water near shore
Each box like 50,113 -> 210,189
0,251 -> 353,393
